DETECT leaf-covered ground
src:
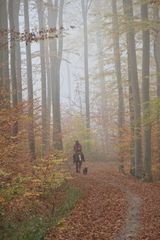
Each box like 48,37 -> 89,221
46,162 -> 160,240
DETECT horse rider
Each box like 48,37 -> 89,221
73,140 -> 85,163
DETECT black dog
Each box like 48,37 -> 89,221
83,167 -> 88,175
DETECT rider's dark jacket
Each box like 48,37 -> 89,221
74,142 -> 82,153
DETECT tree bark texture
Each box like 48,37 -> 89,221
153,6 -> 160,176
9,0 -> 18,136
37,0 -> 48,155
81,0 -> 90,129
0,0 -> 10,108
48,0 -> 64,150
141,2 -> 152,181
14,0 -> 22,103
123,0 -> 142,178
112,0 -> 125,164
24,0 -> 36,159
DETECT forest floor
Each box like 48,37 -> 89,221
46,162 -> 160,240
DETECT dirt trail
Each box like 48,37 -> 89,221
98,168 -> 142,240
46,162 -> 160,240
116,191 -> 141,240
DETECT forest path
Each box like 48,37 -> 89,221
115,185 -> 141,240
46,162 -> 160,240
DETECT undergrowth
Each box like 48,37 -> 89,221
0,183 -> 81,240
0,153 -> 82,240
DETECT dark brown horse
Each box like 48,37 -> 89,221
74,152 -> 84,173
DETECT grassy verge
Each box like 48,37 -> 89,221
52,185 -> 82,227
0,184 -> 82,240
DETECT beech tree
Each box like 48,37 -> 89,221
14,0 -> 22,103
37,0 -> 47,155
94,0 -> 108,155
0,3 -> 3,88
48,0 -> 64,150
9,0 -> 18,136
141,2 -> 152,181
81,0 -> 92,129
24,0 -> 36,159
153,5 -> 160,170
123,0 -> 142,177
112,0 -> 125,165
0,0 -> 10,107
53,0 -> 64,150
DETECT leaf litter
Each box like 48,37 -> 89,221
46,163 -> 160,240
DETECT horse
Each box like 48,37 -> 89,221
74,152 -> 84,173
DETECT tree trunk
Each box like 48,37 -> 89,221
24,0 -> 36,160
123,0 -> 142,178
141,2 -> 152,181
52,0 -> 64,150
129,80 -> 135,174
37,0 -> 48,155
8,0 -> 18,136
112,0 -> 125,165
14,0 -> 22,103
153,6 -> 160,176
1,0 -> 10,107
48,0 -> 58,149
45,39 -> 52,150
48,0 -> 64,150
67,55 -> 72,109
0,2 -> 3,89
95,1 -> 108,156
81,0 -> 91,130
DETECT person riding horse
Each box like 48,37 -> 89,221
73,140 -> 85,172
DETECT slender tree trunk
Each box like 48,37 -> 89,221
0,2 -> 3,89
67,55 -> 72,109
129,80 -> 135,173
97,39 -> 108,156
154,7 -> 160,95
95,9 -> 108,155
123,0 -> 142,178
48,0 -> 64,150
37,0 -> 48,155
48,0 -> 58,150
76,83 -> 83,116
81,0 -> 91,129
141,2 -> 152,181
24,0 -> 36,160
153,6 -> 160,176
45,39 -> 52,150
52,0 -> 64,150
14,0 -> 22,103
112,0 -> 125,165
1,0 -> 10,107
9,0 -> 18,136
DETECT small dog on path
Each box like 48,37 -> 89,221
83,167 -> 88,175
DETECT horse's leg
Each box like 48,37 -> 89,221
77,161 -> 81,173
79,161 -> 82,172
77,161 -> 79,173
76,161 -> 78,173
79,161 -> 82,173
